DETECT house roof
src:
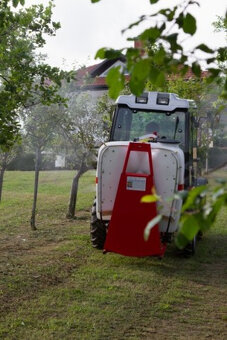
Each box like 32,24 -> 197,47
75,57 -> 208,91
75,57 -> 126,90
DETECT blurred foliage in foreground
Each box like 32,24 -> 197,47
142,179 -> 227,249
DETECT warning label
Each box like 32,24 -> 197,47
126,176 -> 146,191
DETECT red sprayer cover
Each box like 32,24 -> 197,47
104,142 -> 166,257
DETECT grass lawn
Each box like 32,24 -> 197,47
0,169 -> 226,340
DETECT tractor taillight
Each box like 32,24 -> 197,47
96,177 -> 98,184
178,184 -> 184,191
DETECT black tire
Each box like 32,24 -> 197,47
90,200 -> 107,249
183,235 -> 196,256
197,231 -> 203,241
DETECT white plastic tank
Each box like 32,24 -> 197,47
96,141 -> 184,233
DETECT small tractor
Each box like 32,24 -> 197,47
90,91 -> 206,257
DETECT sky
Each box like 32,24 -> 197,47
27,0 -> 226,70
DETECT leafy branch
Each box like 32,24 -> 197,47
142,181 -> 227,249
92,0 -> 226,99
0,0 -> 71,148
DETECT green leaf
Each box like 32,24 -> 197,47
12,0 -> 19,7
159,8 -> 177,21
216,104 -> 226,113
206,58 -> 216,64
95,48 -> 122,60
149,0 -> 159,3
126,48 -> 140,59
209,68 -> 221,77
183,13 -> 197,35
217,47 -> 227,62
140,27 -> 160,41
106,66 -> 124,99
192,62 -> 201,77
206,195 -> 227,225
144,215 -> 162,241
180,64 -> 189,76
95,48 -> 107,60
176,212 -> 205,248
19,0 -> 25,5
141,194 -> 159,203
196,44 -> 214,54
175,232 -> 189,249
181,185 -> 207,212
149,66 -> 160,83
165,33 -> 182,52
176,13 -> 184,28
129,79 -> 144,96
206,68 -> 221,84
132,59 -> 151,81
53,22 -> 61,30
156,71 -> 165,87
105,49 -> 123,60
166,6 -> 177,21
129,59 -> 151,95
179,215 -> 200,241
153,47 -> 166,65
91,0 -> 101,3
212,187 -> 225,201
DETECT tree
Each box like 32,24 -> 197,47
91,0 -> 226,100
95,93 -> 115,140
95,86 -> 131,139
0,143 -> 18,202
23,103 -> 65,230
0,0 -> 69,148
0,129 -> 21,201
213,15 -> 227,73
58,91 -> 105,219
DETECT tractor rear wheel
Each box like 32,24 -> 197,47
183,235 -> 197,256
90,200 -> 107,249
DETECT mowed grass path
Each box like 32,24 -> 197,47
0,170 -> 226,340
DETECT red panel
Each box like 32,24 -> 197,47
104,142 -> 166,257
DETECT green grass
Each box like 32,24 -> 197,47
0,170 -> 226,339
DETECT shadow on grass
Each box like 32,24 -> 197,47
103,231 -> 227,288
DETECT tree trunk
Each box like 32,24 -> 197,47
0,168 -> 5,202
205,151 -> 209,174
30,147 -> 41,230
66,157 -> 88,219
0,153 -> 7,202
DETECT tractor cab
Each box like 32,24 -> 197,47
110,92 -> 196,189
